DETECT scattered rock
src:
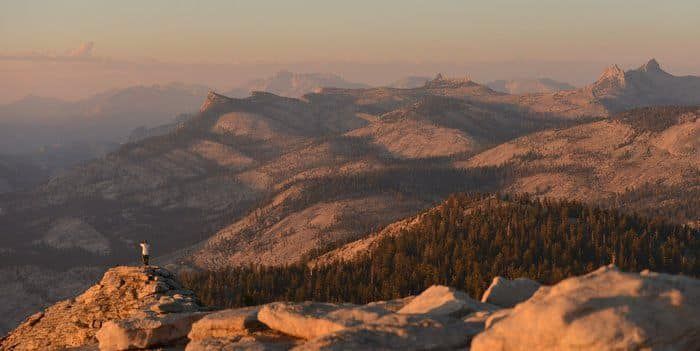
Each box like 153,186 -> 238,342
258,302 -> 390,340
96,312 -> 208,351
480,276 -> 541,307
398,285 -> 497,318
471,265 -> 700,351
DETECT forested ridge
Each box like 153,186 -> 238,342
181,193 -> 699,308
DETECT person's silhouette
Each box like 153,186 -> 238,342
139,240 -> 150,266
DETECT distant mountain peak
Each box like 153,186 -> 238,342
200,90 -> 234,112
589,64 -> 627,96
599,64 -> 626,82
639,58 -> 662,73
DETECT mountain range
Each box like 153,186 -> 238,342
225,70 -> 370,98
386,76 -> 432,89
486,78 -> 576,94
0,72 -> 367,172
0,83 -> 210,170
1,59 -> 699,334
587,59 -> 700,110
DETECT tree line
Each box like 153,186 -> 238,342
180,193 -> 699,308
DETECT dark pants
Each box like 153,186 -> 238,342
142,255 -> 149,266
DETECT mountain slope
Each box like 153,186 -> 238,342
185,193 -> 699,307
345,95 -> 566,159
1,82 -> 564,273
459,106 -> 700,225
0,155 -> 46,194
3,63 -> 700,332
4,68 -> 699,273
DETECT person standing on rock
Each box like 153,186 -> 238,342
139,240 -> 150,266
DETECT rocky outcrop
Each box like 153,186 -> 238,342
0,266 -> 205,351
183,292 -> 486,350
480,276 -> 541,308
471,265 -> 700,351
3,265 -> 698,350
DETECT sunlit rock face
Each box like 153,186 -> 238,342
1,266 -> 205,351
472,266 -> 700,351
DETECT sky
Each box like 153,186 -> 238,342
2,0 -> 700,102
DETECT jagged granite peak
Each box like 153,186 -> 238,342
598,64 -> 626,84
0,266 -> 204,351
586,58 -> 700,109
589,64 -> 627,96
638,58 -> 663,73
199,90 -> 235,112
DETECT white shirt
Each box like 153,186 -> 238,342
140,243 -> 150,255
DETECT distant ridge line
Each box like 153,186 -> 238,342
200,90 -> 234,112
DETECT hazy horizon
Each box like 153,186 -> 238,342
2,0 -> 700,103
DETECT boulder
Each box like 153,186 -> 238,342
186,329 -> 301,351
471,265 -> 700,351
397,285 -> 497,318
257,302 -> 390,340
96,312 -> 208,351
294,313 -> 479,351
188,307 -> 266,340
480,276 -> 541,307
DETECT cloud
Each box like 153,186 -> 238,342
0,42 -> 97,61
67,42 -> 94,58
